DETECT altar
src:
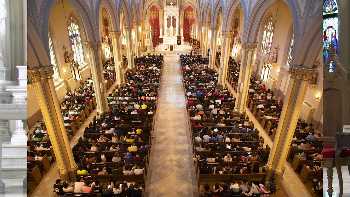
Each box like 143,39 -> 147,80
161,0 -> 179,46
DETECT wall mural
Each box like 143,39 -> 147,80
183,6 -> 194,42
149,5 -> 160,47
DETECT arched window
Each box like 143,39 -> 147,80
68,17 -> 86,68
286,33 -> 294,67
323,0 -> 338,72
261,64 -> 272,82
48,33 -> 60,82
261,15 -> 274,56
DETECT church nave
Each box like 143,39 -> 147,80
25,0 -> 341,197
147,54 -> 196,197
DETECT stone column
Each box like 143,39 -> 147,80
209,29 -> 217,68
7,66 -> 27,145
236,43 -> 257,113
203,25 -> 209,57
28,66 -> 77,180
198,23 -> 202,51
338,0 -> 350,68
6,0 -> 25,81
218,31 -> 232,87
134,26 -> 140,57
125,27 -> 134,69
88,42 -> 108,114
266,66 -> 317,179
0,86 -> 11,144
111,31 -> 123,85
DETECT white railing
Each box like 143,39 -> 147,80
0,65 -> 27,196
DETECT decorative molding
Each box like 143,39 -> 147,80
241,42 -> 257,50
221,31 -> 233,38
289,65 -> 317,84
28,65 -> 54,83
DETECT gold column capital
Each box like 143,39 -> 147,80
28,65 -> 54,83
241,42 -> 258,50
112,31 -> 121,37
28,67 -> 41,83
289,65 -> 317,84
221,31 -> 233,38
124,26 -> 133,31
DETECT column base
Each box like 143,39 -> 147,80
10,133 -> 27,145
0,168 -> 26,196
59,169 -> 77,182
0,82 -> 14,104
265,167 -> 284,193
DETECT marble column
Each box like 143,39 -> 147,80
6,0 -> 25,81
28,66 -> 77,180
7,66 -> 27,145
209,29 -> 217,69
111,31 -> 123,85
0,89 -> 11,144
266,66 -> 317,179
88,41 -> 108,114
236,43 -> 257,113
218,31 -> 232,87
125,27 -> 134,69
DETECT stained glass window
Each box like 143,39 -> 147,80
102,37 -> 112,60
323,0 -> 338,15
323,0 -> 338,72
48,33 -> 60,82
68,17 -> 86,68
261,16 -> 274,56
261,64 -> 272,82
286,33 -> 294,67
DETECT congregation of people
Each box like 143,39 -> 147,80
180,54 -> 272,197
226,58 -> 324,195
53,54 -> 163,196
28,79 -> 98,193
103,59 -> 117,90
61,79 -> 97,135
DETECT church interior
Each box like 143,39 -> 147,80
24,0 -> 348,197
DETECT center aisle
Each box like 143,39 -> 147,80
147,53 -> 196,197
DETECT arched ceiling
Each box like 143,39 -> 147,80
28,0 -> 322,67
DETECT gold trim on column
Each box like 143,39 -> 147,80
241,42 -> 258,51
28,65 -> 54,82
289,65 -> 317,83
221,31 -> 233,38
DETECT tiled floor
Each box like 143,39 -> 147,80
146,53 -> 197,197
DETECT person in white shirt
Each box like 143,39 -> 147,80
223,154 -> 233,162
74,179 -> 85,193
101,154 -> 106,162
230,181 -> 240,193
194,136 -> 202,143
196,104 -> 203,110
90,144 -> 98,152
133,167 -> 144,175
203,134 -> 210,142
